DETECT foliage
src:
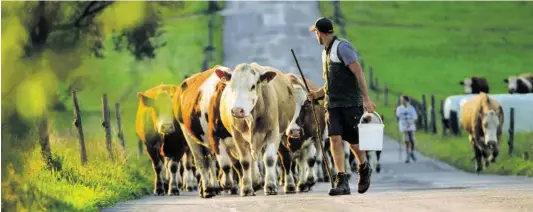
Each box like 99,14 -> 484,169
320,1 -> 533,176
1,1 -> 224,211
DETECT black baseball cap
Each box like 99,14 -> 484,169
309,17 -> 334,33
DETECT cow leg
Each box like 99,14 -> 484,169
375,150 -> 382,173
233,132 -> 255,197
166,157 -> 181,195
230,156 -> 242,195
146,143 -> 166,196
181,130 -> 216,198
208,155 -> 222,194
278,142 -> 296,194
252,158 -> 264,192
262,131 -> 282,196
298,141 -> 317,192
473,145 -> 483,173
216,138 -> 236,193
343,141 -> 352,178
182,151 -> 198,191
314,141 -> 325,182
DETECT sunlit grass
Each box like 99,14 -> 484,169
320,1 -> 533,176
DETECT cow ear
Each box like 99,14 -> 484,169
215,68 -> 231,81
259,71 -> 277,84
138,92 -> 155,107
504,78 -> 509,83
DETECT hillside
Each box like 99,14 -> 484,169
320,1 -> 533,176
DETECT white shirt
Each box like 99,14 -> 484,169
396,104 -> 418,132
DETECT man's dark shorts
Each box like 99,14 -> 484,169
326,105 -> 365,145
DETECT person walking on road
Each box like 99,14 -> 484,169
307,17 -> 376,196
396,95 -> 418,163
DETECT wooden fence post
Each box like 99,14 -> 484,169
430,94 -> 437,134
422,94 -> 428,132
102,94 -> 114,161
72,91 -> 88,165
384,83 -> 389,106
369,67 -> 374,90
439,99 -> 446,136
115,103 -> 126,152
138,140 -> 144,156
508,107 -> 515,156
375,78 -> 380,100
38,116 -> 53,169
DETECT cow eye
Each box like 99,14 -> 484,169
250,85 -> 256,91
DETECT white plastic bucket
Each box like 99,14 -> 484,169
357,112 -> 385,151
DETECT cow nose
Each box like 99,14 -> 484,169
288,129 -> 301,138
231,107 -> 245,118
160,123 -> 175,134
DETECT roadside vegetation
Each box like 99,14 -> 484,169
320,1 -> 533,176
1,2 -> 223,211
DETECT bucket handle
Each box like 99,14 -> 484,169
358,111 -> 384,125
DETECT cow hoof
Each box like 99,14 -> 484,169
153,187 -> 166,196
163,182 -> 169,191
324,176 -> 330,182
200,187 -> 217,198
264,184 -> 278,196
376,164 -> 381,173
230,187 -> 239,195
186,186 -> 197,192
297,183 -> 309,193
178,183 -> 183,189
240,186 -> 255,197
306,180 -> 316,188
253,183 -> 263,192
215,186 -> 222,195
284,184 -> 296,194
168,188 -> 180,196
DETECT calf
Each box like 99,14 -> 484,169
504,73 -> 533,94
277,74 -> 324,193
173,67 -> 236,198
135,84 -> 187,196
460,92 -> 504,173
459,76 -> 490,94
215,63 -> 299,196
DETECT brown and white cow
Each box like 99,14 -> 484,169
136,84 -> 187,196
173,67 -> 234,198
460,92 -> 504,173
278,73 -> 324,193
215,63 -> 299,196
504,73 -> 533,94
459,76 -> 490,94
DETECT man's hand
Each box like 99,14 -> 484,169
363,96 -> 376,113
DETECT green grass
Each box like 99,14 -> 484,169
1,2 -> 224,211
320,1 -> 533,176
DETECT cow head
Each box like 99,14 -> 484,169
215,63 -> 277,118
480,110 -> 500,149
286,77 -> 308,138
459,78 -> 473,94
504,77 -> 517,94
138,90 -> 175,135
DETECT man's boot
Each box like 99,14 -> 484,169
328,172 -> 350,196
357,163 -> 372,194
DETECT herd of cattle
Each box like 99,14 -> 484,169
135,63 -> 381,198
399,73 -> 533,173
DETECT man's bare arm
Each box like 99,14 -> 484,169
348,61 -> 370,100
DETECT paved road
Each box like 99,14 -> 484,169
104,1 -> 533,211
104,136 -> 533,212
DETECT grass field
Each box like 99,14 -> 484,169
320,1 -> 533,176
1,2 -> 224,211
